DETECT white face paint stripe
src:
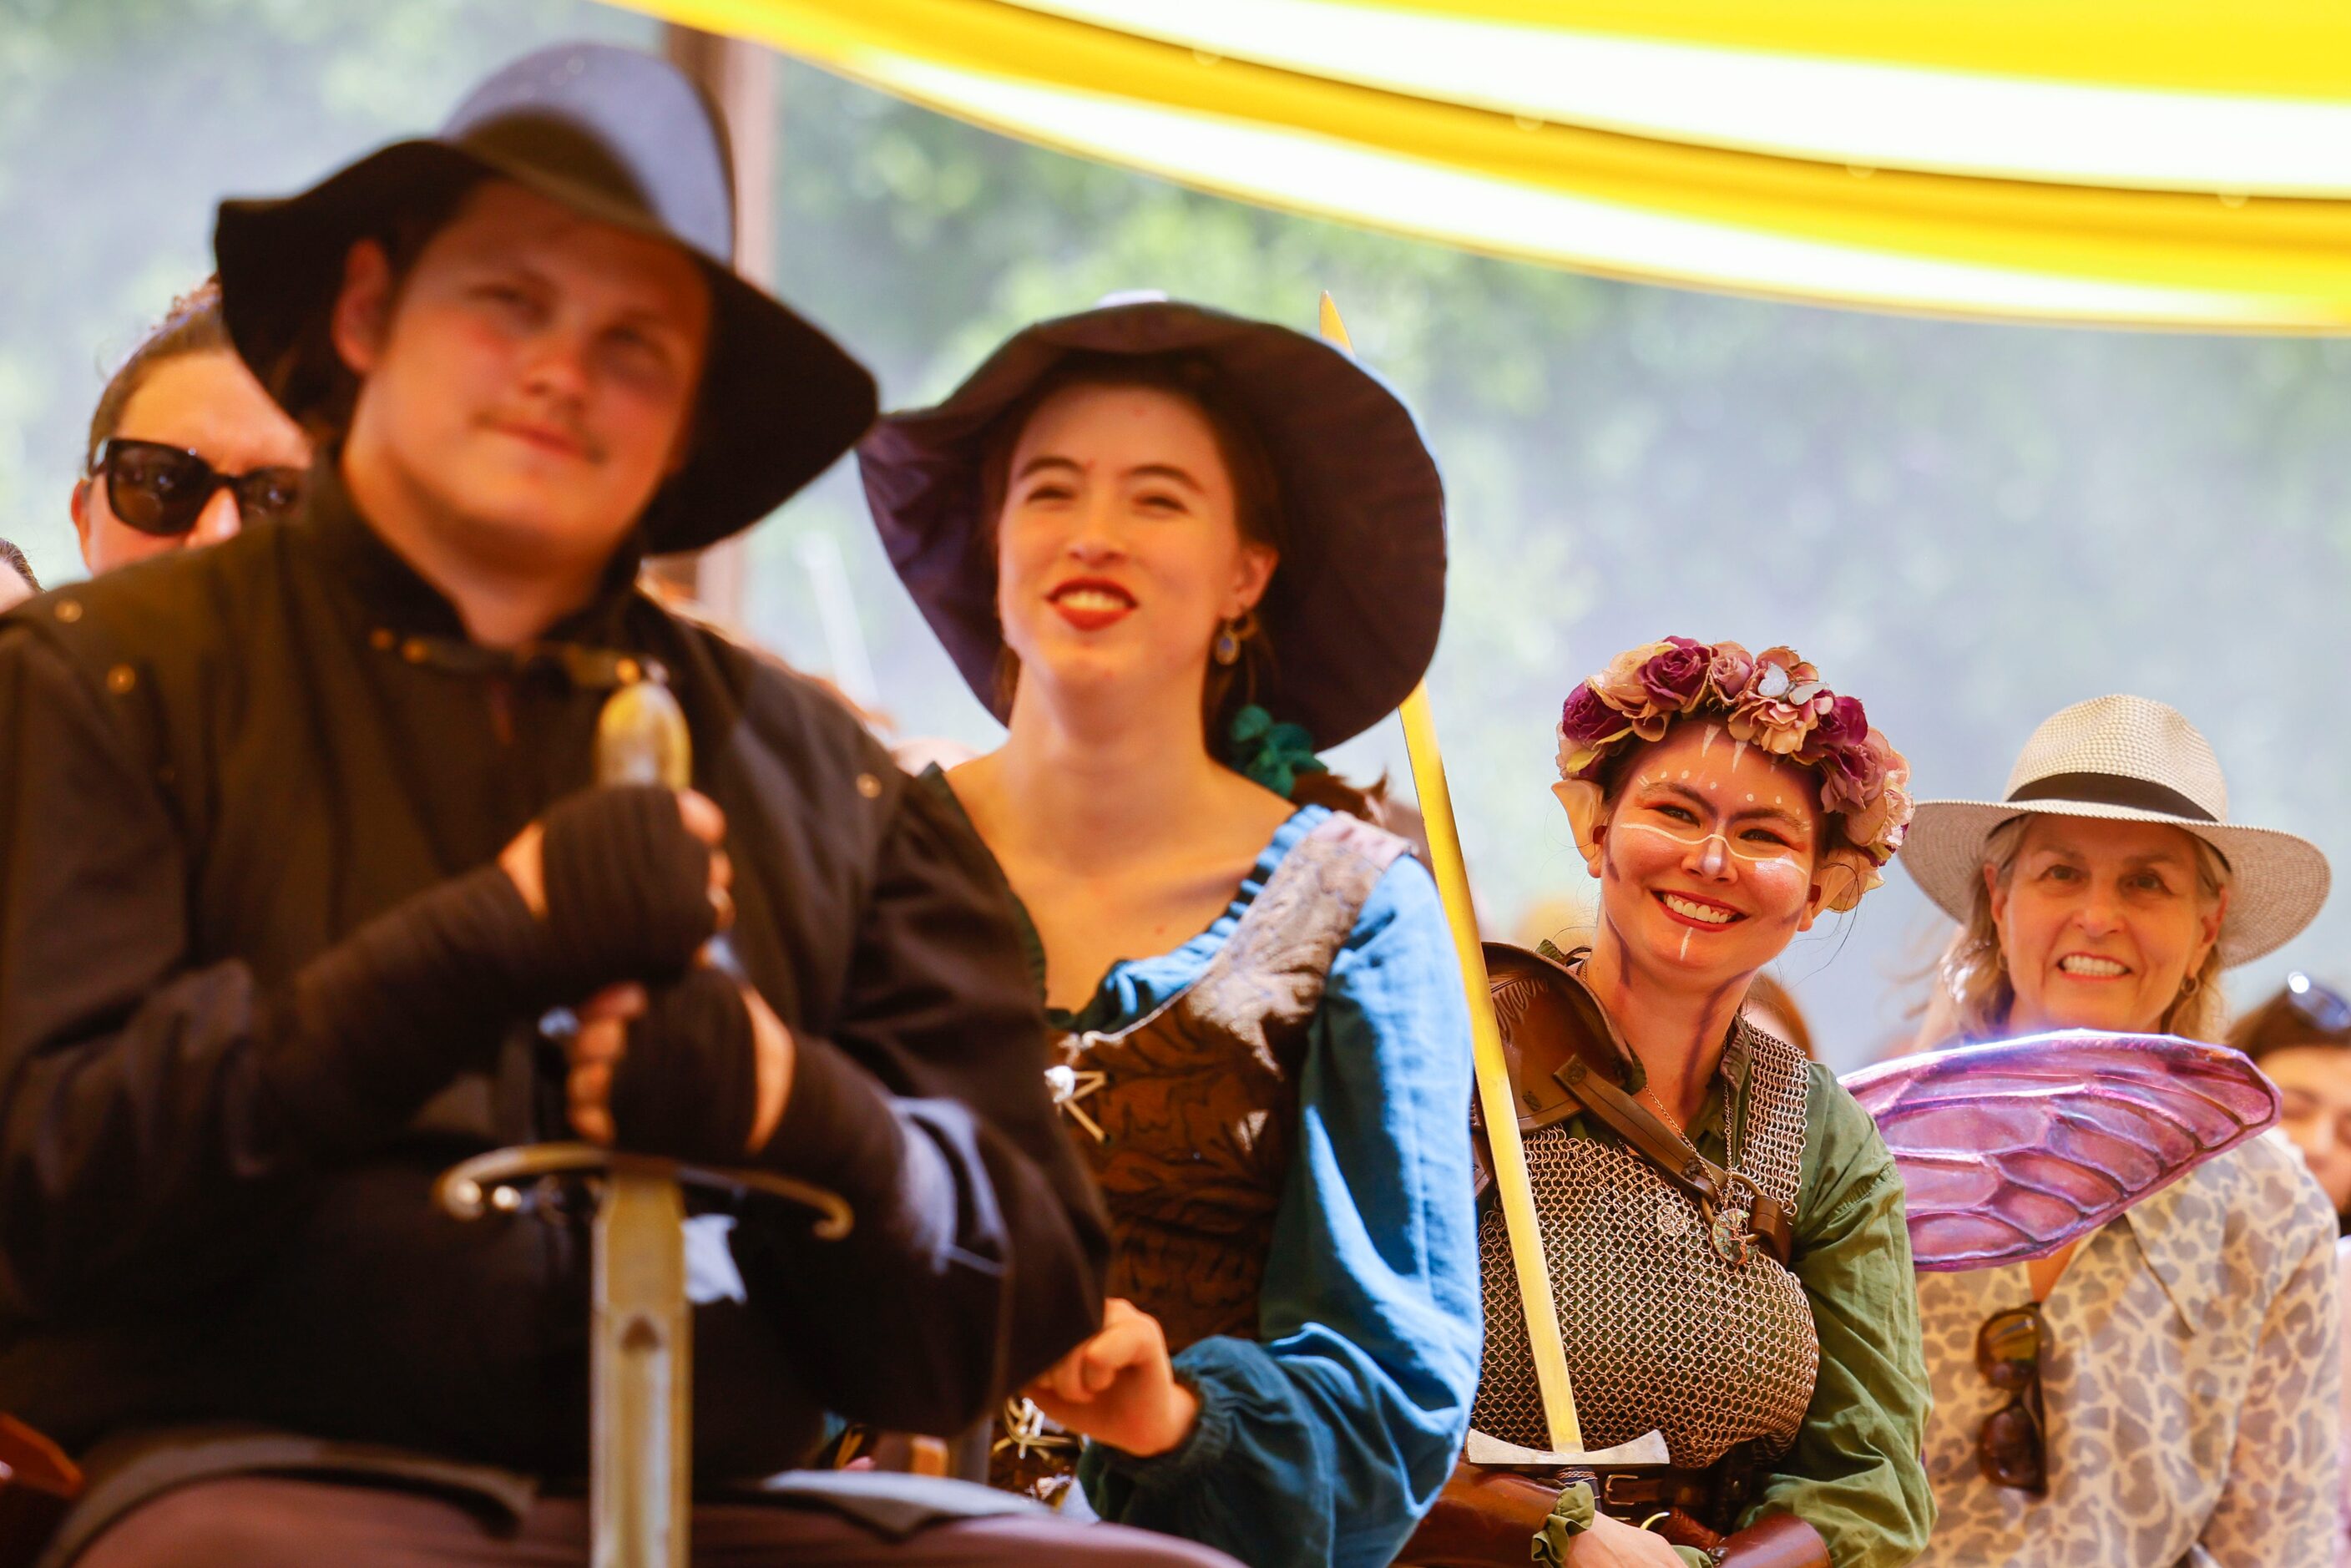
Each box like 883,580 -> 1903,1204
1615,820 -> 1799,866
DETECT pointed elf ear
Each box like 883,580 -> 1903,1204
1553,779 -> 1606,878
1814,844 -> 1883,915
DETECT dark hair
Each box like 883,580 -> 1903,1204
255,173 -> 485,444
977,352 -> 1384,821
83,279 -> 230,473
2231,978 -> 2351,1061
0,538 -> 38,594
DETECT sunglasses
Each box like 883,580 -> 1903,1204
2285,973 -> 2351,1037
92,438 -> 306,539
1975,1303 -> 2047,1494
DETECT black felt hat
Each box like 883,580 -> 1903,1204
857,296 -> 1447,749
215,43 -> 877,552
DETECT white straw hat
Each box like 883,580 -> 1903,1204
1901,695 -> 2330,967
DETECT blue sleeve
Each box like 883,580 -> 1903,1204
1081,857 -> 1484,1568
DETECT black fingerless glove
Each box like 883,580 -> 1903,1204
269,862 -> 552,1148
607,968 -> 760,1163
264,785 -> 717,1151
537,784 -> 717,999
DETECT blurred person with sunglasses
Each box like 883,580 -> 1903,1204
2235,974 -> 2351,1227
2232,975 -> 2351,1567
68,278 -> 311,573
1899,696 -> 2339,1565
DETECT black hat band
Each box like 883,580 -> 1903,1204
2005,771 -> 2217,823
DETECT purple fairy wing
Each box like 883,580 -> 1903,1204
1839,1031 -> 2280,1272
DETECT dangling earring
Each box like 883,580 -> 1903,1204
1213,607 -> 1258,667
2178,972 -> 2202,999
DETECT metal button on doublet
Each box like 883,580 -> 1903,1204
53,599 -> 81,624
105,665 -> 135,694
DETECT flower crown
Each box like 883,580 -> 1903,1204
1555,637 -> 1914,874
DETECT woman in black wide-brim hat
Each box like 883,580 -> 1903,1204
858,296 -> 1481,1568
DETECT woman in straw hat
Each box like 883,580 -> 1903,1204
1410,638 -> 1932,1568
1901,695 -> 2341,1566
857,296 -> 1481,1568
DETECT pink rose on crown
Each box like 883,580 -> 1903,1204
1804,695 -> 1880,814
1589,639 -> 1701,738
1592,640 -> 1674,709
1590,636 -> 1717,741
1803,692 -> 1870,756
1839,740 -> 1914,862
1706,640 -> 1755,702
1550,633 -> 1914,880
1557,683 -> 1634,778
1638,636 -> 1713,713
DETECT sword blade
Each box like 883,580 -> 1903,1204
594,1160 -> 690,1568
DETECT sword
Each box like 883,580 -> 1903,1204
437,674 -> 850,1568
589,679 -> 696,1568
1317,293 -> 1586,1455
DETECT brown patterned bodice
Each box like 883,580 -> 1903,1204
991,811 -> 1409,1497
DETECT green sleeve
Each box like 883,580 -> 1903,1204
1740,1064 -> 1935,1568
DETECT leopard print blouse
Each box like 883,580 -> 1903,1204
1913,1130 -> 2341,1567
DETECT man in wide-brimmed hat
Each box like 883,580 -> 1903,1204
0,43 -> 1223,1568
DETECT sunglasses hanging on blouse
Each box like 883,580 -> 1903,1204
1976,1302 -> 2048,1495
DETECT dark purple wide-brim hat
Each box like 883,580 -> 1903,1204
857,296 -> 1447,749
214,43 -> 877,553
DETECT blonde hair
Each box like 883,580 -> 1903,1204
1937,816 -> 2232,1044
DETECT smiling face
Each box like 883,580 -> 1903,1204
72,349 -> 312,574
333,179 -> 712,579
993,379 -> 1276,717
1988,815 -> 2228,1036
1586,721 -> 1834,986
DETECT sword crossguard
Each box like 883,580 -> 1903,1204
435,1141 -> 853,1240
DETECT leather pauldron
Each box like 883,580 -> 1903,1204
1479,943 -> 1792,1266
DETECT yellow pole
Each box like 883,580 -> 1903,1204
1317,293 -> 1582,1454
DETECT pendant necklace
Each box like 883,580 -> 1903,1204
1641,1077 -> 1757,1268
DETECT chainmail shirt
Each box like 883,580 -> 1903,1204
1473,1019 -> 1820,1468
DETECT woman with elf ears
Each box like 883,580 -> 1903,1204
1413,638 -> 1932,1568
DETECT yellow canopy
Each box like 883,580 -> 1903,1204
634,0 -> 2351,329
